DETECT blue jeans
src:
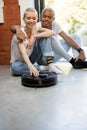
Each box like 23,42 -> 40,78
11,43 -> 42,76
37,34 -> 81,65
60,34 -> 81,58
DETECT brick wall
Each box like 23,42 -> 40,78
0,0 -> 20,65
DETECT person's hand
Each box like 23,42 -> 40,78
16,28 -> 27,42
29,64 -> 39,77
76,50 -> 86,61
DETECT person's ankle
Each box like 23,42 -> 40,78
48,63 -> 63,74
69,58 -> 75,65
70,58 -> 87,69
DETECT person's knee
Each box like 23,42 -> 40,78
10,62 -> 23,76
71,33 -> 81,46
51,36 -> 57,41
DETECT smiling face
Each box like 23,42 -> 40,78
41,8 -> 55,29
23,8 -> 38,29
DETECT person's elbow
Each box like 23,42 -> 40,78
10,25 -> 18,33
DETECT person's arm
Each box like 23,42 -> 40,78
18,42 -> 39,77
10,25 -> 27,41
59,31 -> 86,60
10,25 -> 20,33
35,27 -> 55,38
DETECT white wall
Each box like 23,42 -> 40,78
0,0 -> 4,23
18,0 -> 34,25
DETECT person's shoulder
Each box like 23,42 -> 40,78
12,34 -> 17,40
52,21 -> 61,30
20,26 -> 27,36
11,34 -> 18,44
52,21 -> 60,27
52,21 -> 62,34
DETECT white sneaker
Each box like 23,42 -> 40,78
40,65 -> 49,71
48,63 -> 63,74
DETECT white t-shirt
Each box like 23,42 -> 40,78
10,24 -> 40,64
37,21 -> 62,41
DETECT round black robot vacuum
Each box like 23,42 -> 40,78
21,71 -> 58,88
